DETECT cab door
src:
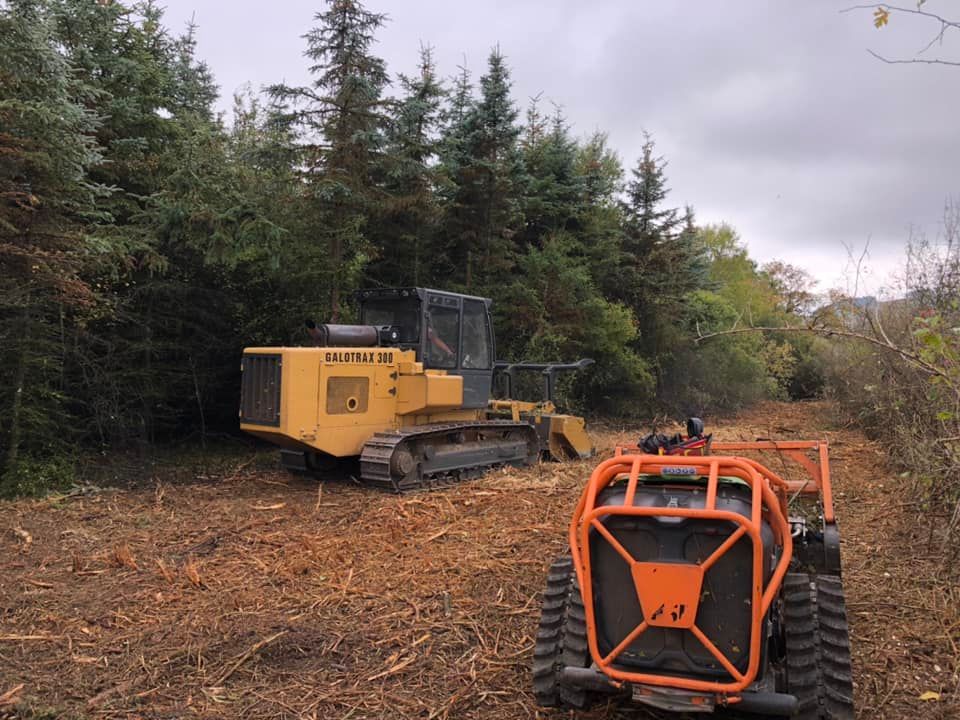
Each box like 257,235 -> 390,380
456,298 -> 495,408
423,294 -> 494,409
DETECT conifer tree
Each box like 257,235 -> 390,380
49,0 -> 180,234
438,63 -> 475,168
614,134 -> 710,397
439,48 -> 525,290
577,132 -> 628,291
624,134 -> 681,250
269,0 -> 389,319
369,45 -> 446,286
0,0 -> 104,491
48,0 -> 268,447
518,105 -> 584,248
169,20 -> 219,122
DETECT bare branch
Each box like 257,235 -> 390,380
841,4 -> 960,32
867,49 -> 960,66
872,303 -> 896,349
695,323 -> 957,390
842,4 -> 960,67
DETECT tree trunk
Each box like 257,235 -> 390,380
190,354 -> 206,450
140,298 -> 155,454
3,304 -> 30,480
330,226 -> 342,322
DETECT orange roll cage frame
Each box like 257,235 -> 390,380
569,453 -> 795,696
710,440 -> 836,522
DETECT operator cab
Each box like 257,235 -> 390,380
357,287 -> 495,409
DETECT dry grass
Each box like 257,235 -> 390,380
0,401 -> 957,719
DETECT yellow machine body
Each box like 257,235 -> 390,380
240,346 -> 482,458
240,347 -> 594,463
239,288 -> 595,489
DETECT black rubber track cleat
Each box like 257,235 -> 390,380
531,555 -> 597,710
783,573 -> 855,720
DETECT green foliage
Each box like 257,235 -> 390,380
0,0 -> 105,481
692,224 -> 826,405
0,455 -> 75,498
438,48 -> 526,290
496,235 -> 653,413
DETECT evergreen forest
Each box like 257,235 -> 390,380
0,0 -> 901,496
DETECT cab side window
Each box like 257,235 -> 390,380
425,306 -> 459,369
461,300 -> 492,369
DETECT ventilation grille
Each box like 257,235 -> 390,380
240,354 -> 282,426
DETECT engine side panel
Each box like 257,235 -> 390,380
240,346 -> 470,457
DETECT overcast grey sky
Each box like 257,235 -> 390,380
158,0 -> 959,294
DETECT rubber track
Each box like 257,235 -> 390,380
783,573 -> 855,719
359,420 -> 538,492
531,556 -> 594,710
815,575 -> 855,719
560,569 -> 591,708
532,556 -> 571,707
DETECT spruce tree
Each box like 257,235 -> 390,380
518,105 -> 584,249
617,134 -> 713,311
0,0 -> 104,491
439,48 -> 525,290
169,19 -> 219,122
624,133 -> 681,251
439,63 -> 475,166
49,0 -> 181,232
48,0 -> 271,448
369,45 -> 446,286
269,0 -> 389,319
577,132 -> 628,292
615,133 -> 709,398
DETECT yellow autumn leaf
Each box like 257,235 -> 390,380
919,691 -> 940,701
874,7 -> 890,28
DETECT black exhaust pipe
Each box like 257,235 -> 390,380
305,320 -> 380,347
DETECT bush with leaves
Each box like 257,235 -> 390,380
820,203 -> 960,544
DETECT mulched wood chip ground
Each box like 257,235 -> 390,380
1,401 -> 957,719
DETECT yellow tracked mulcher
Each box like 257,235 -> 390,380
239,287 -> 594,491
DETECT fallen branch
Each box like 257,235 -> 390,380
215,630 -> 287,685
0,683 -> 24,707
23,578 -> 55,589
87,678 -> 135,708
367,653 -> 417,681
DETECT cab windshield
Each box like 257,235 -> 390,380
360,297 -> 421,343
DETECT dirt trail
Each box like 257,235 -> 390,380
1,401 -> 957,719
